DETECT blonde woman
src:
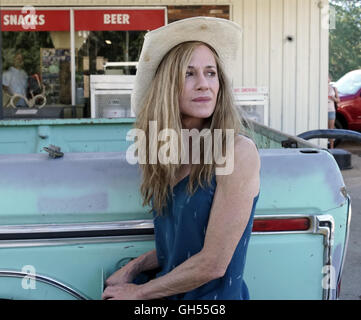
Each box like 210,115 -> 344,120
103,17 -> 260,300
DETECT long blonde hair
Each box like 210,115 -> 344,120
134,41 -> 246,214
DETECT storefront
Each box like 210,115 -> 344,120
1,1 -> 329,142
1,5 -> 229,119
1,7 -> 168,118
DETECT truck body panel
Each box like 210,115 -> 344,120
0,118 -> 350,300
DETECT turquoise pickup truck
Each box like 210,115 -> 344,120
0,118 -> 351,300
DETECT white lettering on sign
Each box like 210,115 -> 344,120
103,14 -> 130,25
3,14 -> 45,26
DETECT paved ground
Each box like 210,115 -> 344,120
335,141 -> 361,300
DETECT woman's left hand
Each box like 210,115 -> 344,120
102,283 -> 143,300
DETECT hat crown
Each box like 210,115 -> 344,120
131,16 -> 242,116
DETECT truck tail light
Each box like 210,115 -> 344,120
252,218 -> 310,232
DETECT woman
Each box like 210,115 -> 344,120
102,17 -> 260,300
328,75 -> 340,149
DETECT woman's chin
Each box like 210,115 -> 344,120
183,107 -> 215,120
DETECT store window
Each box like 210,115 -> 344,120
1,6 -> 229,120
76,30 -> 145,118
1,9 -> 71,118
1,7 -> 165,120
74,9 -> 165,118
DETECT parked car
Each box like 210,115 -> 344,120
0,118 -> 351,300
334,69 -> 361,131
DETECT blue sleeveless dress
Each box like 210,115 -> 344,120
153,174 -> 259,300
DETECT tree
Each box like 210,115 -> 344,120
329,1 -> 361,80
2,31 -> 54,74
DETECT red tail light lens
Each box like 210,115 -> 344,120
252,218 -> 310,232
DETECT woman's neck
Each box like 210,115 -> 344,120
181,115 -> 210,131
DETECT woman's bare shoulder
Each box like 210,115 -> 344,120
230,134 -> 259,168
215,134 -> 260,185
234,134 -> 258,152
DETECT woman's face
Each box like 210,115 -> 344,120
179,45 -> 220,129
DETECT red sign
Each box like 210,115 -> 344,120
74,9 -> 165,31
1,10 -> 70,31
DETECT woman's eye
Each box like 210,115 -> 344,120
185,70 -> 216,78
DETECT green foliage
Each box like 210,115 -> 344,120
2,31 -> 54,74
329,1 -> 361,80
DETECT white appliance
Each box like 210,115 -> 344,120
90,75 -> 135,118
233,87 -> 269,125
104,62 -> 138,75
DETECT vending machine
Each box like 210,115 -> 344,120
90,75 -> 135,118
233,87 -> 269,125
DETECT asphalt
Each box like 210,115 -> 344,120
335,141 -> 361,300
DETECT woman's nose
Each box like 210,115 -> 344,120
196,74 -> 209,91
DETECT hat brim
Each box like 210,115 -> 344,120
131,16 -> 243,116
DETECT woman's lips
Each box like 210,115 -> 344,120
192,97 -> 212,102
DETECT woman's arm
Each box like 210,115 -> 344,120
102,136 -> 260,300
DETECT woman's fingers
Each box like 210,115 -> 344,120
102,285 -> 120,300
102,287 -> 113,300
105,269 -> 130,287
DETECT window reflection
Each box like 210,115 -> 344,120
76,30 -> 145,117
2,31 -> 71,117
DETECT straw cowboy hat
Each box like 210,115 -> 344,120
131,16 -> 243,116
